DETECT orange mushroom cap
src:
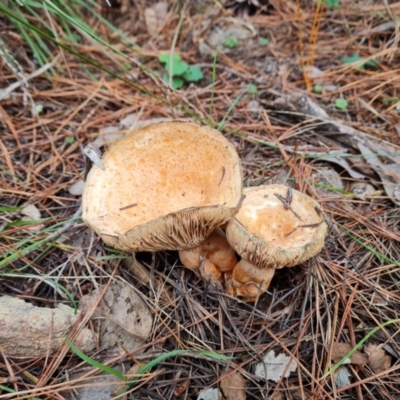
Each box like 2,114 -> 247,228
82,121 -> 243,252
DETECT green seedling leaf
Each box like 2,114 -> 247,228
317,0 -> 341,8
65,136 -> 75,144
335,98 -> 348,110
182,65 -> 203,82
165,59 -> 188,76
314,85 -> 323,93
259,37 -> 269,46
364,57 -> 381,69
35,104 -> 43,114
247,83 -> 258,94
163,74 -> 184,89
224,37 -> 238,48
341,53 -> 380,70
341,52 -> 361,65
158,53 -> 181,64
326,0 -> 340,8
158,53 -> 188,76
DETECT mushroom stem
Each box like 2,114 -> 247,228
227,259 -> 275,301
179,228 -> 237,282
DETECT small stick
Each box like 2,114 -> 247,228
299,219 -> 325,228
284,219 -> 325,237
274,187 -> 302,220
119,203 -> 137,211
218,166 -> 226,187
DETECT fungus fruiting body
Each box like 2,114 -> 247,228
225,184 -> 328,301
82,121 -> 243,253
179,228 -> 237,282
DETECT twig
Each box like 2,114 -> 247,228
0,54 -> 60,101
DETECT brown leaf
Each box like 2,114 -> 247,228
220,370 -> 246,400
272,93 -> 400,205
174,379 -> 190,396
268,392 -> 284,400
144,3 -> 168,37
364,343 -> 392,374
331,342 -> 368,365
289,385 -> 311,400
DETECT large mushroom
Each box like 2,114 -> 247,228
82,121 -> 243,268
179,227 -> 237,282
225,184 -> 328,301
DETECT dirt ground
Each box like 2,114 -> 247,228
1,1 -> 400,399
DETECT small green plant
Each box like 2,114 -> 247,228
224,37 -> 238,49
382,97 -> 400,104
341,53 -> 380,70
35,104 -> 43,115
247,83 -> 258,94
314,85 -> 323,94
158,53 -> 203,89
318,0 -> 341,9
335,98 -> 348,110
65,136 -> 75,144
259,37 -> 269,46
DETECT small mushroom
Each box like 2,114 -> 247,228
225,184 -> 328,301
179,227 -> 237,282
82,121 -> 243,253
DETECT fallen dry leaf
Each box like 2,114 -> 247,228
173,379 -> 190,396
21,203 -> 41,220
68,179 -> 85,196
331,342 -> 368,365
197,387 -> 222,400
268,392 -> 284,400
80,281 -> 153,356
357,142 -> 400,204
20,203 -> 44,231
273,93 -> 400,205
0,296 -> 95,358
312,166 -> 344,198
289,385 -> 311,400
335,366 -> 351,388
255,350 -> 298,382
144,2 -> 168,36
364,343 -> 392,374
350,182 -> 377,200
144,8 -> 157,36
220,370 -> 246,400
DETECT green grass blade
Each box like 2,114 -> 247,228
323,317 -> 400,378
217,92 -> 243,131
117,349 -> 231,396
209,52 -> 218,116
67,338 -> 126,381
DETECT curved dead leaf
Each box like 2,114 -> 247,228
331,342 -> 368,365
